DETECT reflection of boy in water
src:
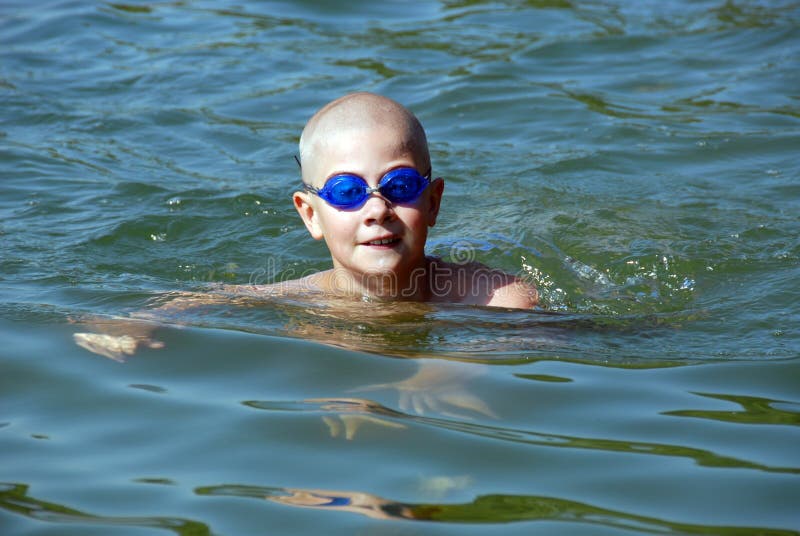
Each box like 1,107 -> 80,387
288,92 -> 537,308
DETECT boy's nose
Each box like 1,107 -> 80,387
361,192 -> 395,223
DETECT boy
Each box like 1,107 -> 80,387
74,92 -> 537,362
288,92 -> 537,309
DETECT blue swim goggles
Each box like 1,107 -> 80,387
303,167 -> 432,210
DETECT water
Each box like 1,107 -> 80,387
2,1 -> 799,534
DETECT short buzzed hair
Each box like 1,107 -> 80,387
298,92 -> 429,182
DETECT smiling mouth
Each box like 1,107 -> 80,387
364,237 -> 400,246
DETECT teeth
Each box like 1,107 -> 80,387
368,238 -> 396,245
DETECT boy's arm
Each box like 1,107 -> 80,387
71,278 -> 321,361
355,359 -> 495,420
71,285 -> 272,361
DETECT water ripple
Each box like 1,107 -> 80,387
245,396 -> 799,475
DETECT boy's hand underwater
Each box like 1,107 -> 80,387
72,316 -> 164,362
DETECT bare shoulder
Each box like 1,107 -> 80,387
429,259 -> 538,309
485,275 -> 538,309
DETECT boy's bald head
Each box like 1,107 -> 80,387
298,92 -> 430,183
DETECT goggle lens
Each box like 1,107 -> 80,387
306,167 -> 430,209
379,168 -> 426,203
325,175 -> 368,207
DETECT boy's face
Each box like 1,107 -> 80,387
294,123 -> 443,289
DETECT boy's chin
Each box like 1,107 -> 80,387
337,247 -> 426,278
354,257 -> 417,280
358,261 -> 404,278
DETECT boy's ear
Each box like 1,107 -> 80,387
293,191 -> 324,240
426,177 -> 445,227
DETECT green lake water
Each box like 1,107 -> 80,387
2,1 -> 799,534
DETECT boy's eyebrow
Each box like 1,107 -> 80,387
293,155 -> 301,168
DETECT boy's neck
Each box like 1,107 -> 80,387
323,259 -> 433,302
